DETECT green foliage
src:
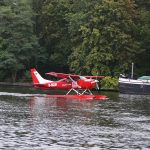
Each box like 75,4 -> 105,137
32,0 -> 150,76
101,76 -> 118,90
0,0 -> 46,81
135,1 -> 150,75
68,0 -> 142,76
33,0 -> 71,70
0,51 -> 18,81
0,0 -> 150,82
20,70 -> 31,82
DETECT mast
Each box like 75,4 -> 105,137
131,62 -> 134,79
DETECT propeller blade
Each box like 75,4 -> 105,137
94,79 -> 99,90
96,82 -> 99,90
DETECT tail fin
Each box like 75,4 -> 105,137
30,68 -> 51,84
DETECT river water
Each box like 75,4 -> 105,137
0,87 -> 150,150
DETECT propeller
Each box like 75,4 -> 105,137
94,79 -> 100,90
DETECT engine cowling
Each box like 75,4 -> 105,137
77,79 -> 96,89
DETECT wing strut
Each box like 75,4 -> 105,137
66,88 -> 80,95
66,88 -> 93,95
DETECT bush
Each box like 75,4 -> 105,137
101,76 -> 118,90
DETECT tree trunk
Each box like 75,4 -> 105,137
12,71 -> 17,83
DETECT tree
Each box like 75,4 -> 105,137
134,0 -> 150,75
68,0 -> 141,76
0,0 -> 46,81
32,0 -> 72,72
31,0 -> 150,77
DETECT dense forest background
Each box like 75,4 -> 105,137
0,0 -> 150,82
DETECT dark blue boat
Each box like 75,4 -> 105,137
119,76 -> 150,95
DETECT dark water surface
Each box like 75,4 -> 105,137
0,87 -> 150,150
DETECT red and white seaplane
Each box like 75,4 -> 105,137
30,68 -> 108,100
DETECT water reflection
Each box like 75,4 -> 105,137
29,95 -> 96,111
0,91 -> 150,149
119,94 -> 150,116
29,96 -> 103,127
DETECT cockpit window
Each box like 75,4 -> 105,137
80,76 -> 86,80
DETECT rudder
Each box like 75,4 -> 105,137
30,68 -> 50,84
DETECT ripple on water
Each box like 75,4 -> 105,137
0,91 -> 150,149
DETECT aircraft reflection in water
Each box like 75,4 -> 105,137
28,95 -> 100,125
29,95 -> 97,111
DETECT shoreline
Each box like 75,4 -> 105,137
0,82 -> 118,92
0,82 -> 32,87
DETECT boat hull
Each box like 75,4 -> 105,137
119,78 -> 150,95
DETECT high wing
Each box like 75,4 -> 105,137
46,72 -> 105,79
46,72 -> 80,79
84,76 -> 105,79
